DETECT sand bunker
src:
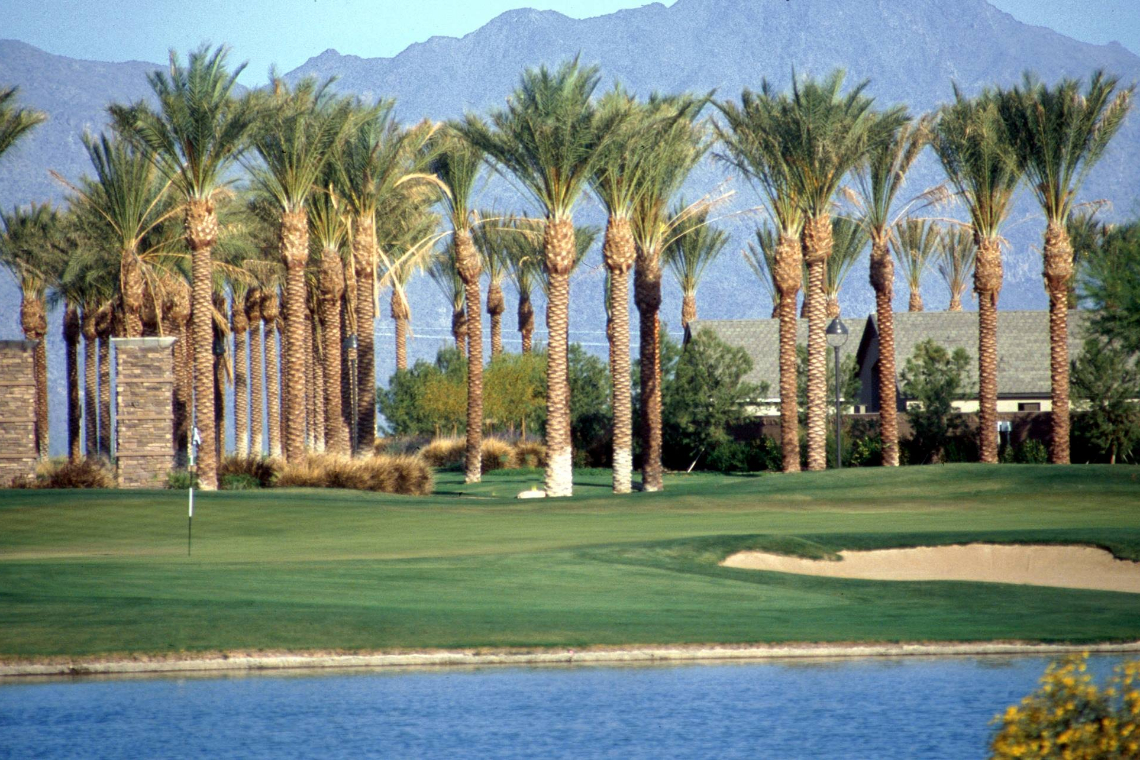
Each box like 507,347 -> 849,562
722,544 -> 1140,594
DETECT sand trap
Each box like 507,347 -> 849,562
722,544 -> 1140,594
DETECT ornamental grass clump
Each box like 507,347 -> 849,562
990,654 -> 1140,759
480,438 -> 514,472
274,453 -> 432,495
512,440 -> 547,469
17,458 -> 114,489
219,455 -> 278,488
418,437 -> 466,468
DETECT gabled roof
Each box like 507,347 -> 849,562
689,317 -> 867,398
862,310 -> 1091,397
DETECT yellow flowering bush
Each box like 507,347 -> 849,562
991,654 -> 1140,759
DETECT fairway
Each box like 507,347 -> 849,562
2,465 -> 1139,659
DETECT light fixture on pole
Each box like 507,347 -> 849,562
825,317 -> 849,469
344,333 -> 358,455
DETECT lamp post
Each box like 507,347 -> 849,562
344,333 -> 358,455
825,317 -> 849,469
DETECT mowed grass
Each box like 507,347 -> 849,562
1,464 -> 1139,658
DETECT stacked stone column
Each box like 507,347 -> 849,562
0,341 -> 37,485
113,337 -> 176,488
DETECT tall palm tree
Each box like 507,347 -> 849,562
762,71 -> 900,472
111,45 -> 259,489
337,102 -> 437,454
474,211 -> 510,358
261,285 -> 284,457
310,187 -> 351,454
937,226 -> 976,311
893,218 -> 941,312
48,216 -> 95,461
820,217 -> 868,318
848,116 -> 929,467
502,219 -> 541,354
0,87 -> 46,161
0,204 -> 65,460
431,128 -> 486,483
61,133 -> 173,338
458,59 -> 619,497
665,203 -> 729,341
742,225 -> 781,318
95,301 -> 114,458
379,202 -> 438,370
247,75 -> 355,462
998,71 -> 1134,465
717,89 -> 806,473
630,95 -> 708,492
931,86 -> 1022,464
429,247 -> 467,352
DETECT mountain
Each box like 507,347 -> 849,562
2,0 -> 1139,454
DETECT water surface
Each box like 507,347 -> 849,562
0,655 -> 1123,759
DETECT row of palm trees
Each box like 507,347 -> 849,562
0,50 -> 1133,494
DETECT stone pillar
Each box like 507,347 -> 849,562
0,341 -> 37,486
113,337 -> 175,489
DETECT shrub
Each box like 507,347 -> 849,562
1012,439 -> 1048,464
418,437 -> 465,468
166,469 -> 199,489
274,453 -> 433,495
512,441 -> 546,469
705,441 -> 751,473
219,455 -> 278,488
220,473 -> 261,490
846,434 -> 883,467
990,654 -> 1140,759
480,438 -> 514,472
33,458 -> 113,489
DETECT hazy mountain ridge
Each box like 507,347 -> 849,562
1,0 -> 1139,454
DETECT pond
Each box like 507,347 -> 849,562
0,655 -> 1123,759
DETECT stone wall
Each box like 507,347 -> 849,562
0,341 -> 37,486
113,337 -> 175,489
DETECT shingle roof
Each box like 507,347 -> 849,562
689,317 -> 867,399
866,310 -> 1091,397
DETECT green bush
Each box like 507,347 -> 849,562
166,470 -> 198,489
705,441 -> 751,473
219,455 -> 278,488
220,473 -> 261,490
847,434 -> 883,467
1013,439 -> 1048,464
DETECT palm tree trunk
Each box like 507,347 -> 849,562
21,296 -> 49,459
544,218 -> 575,497
604,215 -> 635,494
246,290 -> 264,456
802,214 -> 832,472
320,249 -> 349,454
1044,222 -> 1072,465
870,239 -> 900,468
518,291 -> 534,354
82,309 -> 98,458
120,247 -> 144,338
948,292 -> 963,312
635,246 -> 663,492
304,300 -> 316,452
681,292 -> 697,346
64,303 -> 81,461
232,300 -> 249,458
975,234 -> 1003,464
487,281 -> 504,358
775,233 -> 802,473
352,213 -> 377,453
456,230 -> 485,484
452,307 -> 467,354
184,199 -> 219,488
311,312 -> 325,453
280,209 -> 309,462
277,302 -> 290,456
169,283 -> 192,467
262,292 -> 282,458
96,306 -> 112,459
391,289 -> 409,371
908,289 -> 924,312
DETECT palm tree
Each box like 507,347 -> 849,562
937,226 -> 975,311
61,133 -> 173,338
848,116 -> 929,467
630,95 -> 708,492
429,248 -> 467,352
893,218 -> 941,312
337,102 -> 437,454
111,45 -> 259,490
474,211 -> 510,358
998,71 -> 1134,465
458,59 -> 619,497
717,89 -> 806,473
0,87 -> 46,161
247,75 -> 355,462
260,285 -> 284,457
0,204 -> 65,460
309,187 -> 351,454
742,225 -> 781,319
665,203 -> 728,341
820,217 -> 868,318
762,71 -> 901,472
49,217 -> 97,461
431,128 -> 486,484
502,219 -> 541,354
931,86 -> 1022,464
380,202 -> 437,370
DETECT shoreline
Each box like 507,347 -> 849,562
4,640 -> 1140,680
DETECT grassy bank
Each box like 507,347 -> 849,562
1,465 -> 1139,658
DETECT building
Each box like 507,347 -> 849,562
691,310 -> 1090,416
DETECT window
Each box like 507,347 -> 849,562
1017,402 -> 1041,412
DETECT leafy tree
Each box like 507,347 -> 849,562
1082,220 -> 1140,356
484,351 -> 545,438
378,346 -> 466,436
663,329 -> 766,471
568,343 -> 612,464
900,339 -> 972,464
1071,337 -> 1140,464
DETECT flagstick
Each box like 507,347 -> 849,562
188,486 -> 193,557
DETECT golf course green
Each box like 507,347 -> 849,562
2,464 -> 1139,660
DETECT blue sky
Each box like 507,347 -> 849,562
4,0 -> 1139,84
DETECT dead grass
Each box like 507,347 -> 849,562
10,458 -> 115,489
274,453 -> 433,496
416,437 -> 548,473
